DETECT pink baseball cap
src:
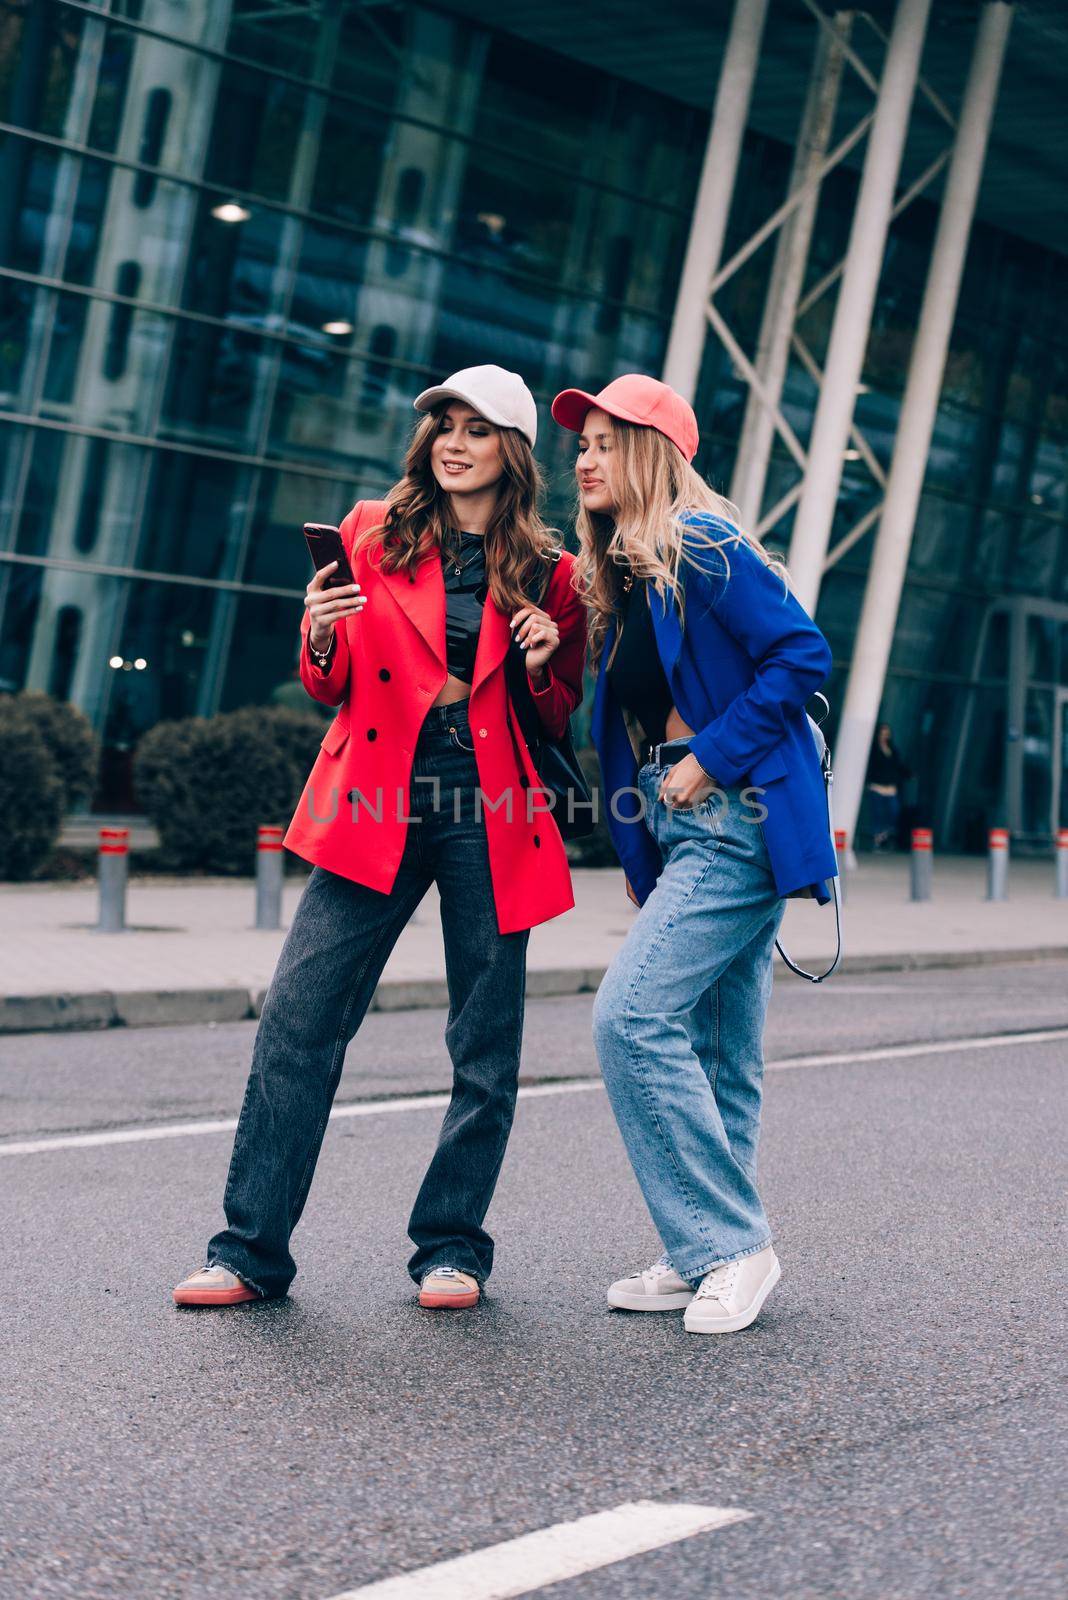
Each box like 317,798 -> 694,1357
551,373 -> 699,462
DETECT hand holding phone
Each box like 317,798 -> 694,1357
302,523 -> 365,651
303,523 -> 355,588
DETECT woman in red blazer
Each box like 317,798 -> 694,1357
174,366 -> 586,1313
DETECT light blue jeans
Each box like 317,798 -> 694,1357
591,746 -> 786,1284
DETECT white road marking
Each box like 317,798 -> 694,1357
765,1026 -> 1068,1073
2,1026 -> 1065,1159
0,1079 -> 601,1157
323,1500 -> 751,1600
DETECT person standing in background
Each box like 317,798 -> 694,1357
866,722 -> 911,850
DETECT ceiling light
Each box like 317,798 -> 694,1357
211,201 -> 251,224
134,657 -> 147,670
322,320 -> 353,336
108,655 -> 123,669
842,448 -> 861,461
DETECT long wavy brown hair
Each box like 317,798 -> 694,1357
570,418 -> 785,670
353,407 -> 559,611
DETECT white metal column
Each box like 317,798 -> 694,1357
662,0 -> 769,402
833,2 -> 1014,848
730,11 -> 852,526
787,0 -> 932,612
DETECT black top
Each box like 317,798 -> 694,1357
440,531 -> 488,684
866,741 -> 911,786
607,576 -> 674,750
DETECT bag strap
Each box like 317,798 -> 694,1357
774,694 -> 843,983
506,548 -> 563,752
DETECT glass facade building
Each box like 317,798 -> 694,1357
2,0 -> 1067,846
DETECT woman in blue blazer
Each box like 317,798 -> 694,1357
551,373 -> 836,1335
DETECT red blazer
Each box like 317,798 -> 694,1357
283,501 -> 588,935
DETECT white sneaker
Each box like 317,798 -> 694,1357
683,1245 -> 781,1335
607,1257 -> 694,1311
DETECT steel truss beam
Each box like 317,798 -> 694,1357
689,2 -> 955,566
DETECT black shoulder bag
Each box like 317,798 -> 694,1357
503,550 -> 596,841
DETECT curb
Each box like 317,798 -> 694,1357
0,945 -> 1066,1035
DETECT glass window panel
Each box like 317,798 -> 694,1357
310,100 -> 388,227
453,146 -> 580,290
941,341 -> 986,409
0,278 -> 37,402
1059,696 -> 1068,830
138,450 -> 257,582
0,557 -> 44,695
1042,348 -> 1068,438
218,590 -> 311,714
813,568 -> 865,662
472,35 -> 595,174
325,7 -> 407,112
42,291 -> 90,405
8,424 -> 65,555
105,575 -> 220,749
991,419 -> 1025,504
951,685 -> 1007,848
202,61 -> 306,205
240,469 -> 347,591
162,314 -> 273,448
909,495 -> 971,578
890,587 -> 985,677
1027,436 -> 1067,517
925,406 -> 982,495
87,21 -> 137,154
1027,615 -> 1057,682
1004,516 -> 1059,595
980,609 -> 1009,680
1021,686 -> 1053,837
971,509 -> 1012,587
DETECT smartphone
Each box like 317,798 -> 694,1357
303,523 -> 355,589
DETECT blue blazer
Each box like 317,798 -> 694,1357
590,515 -> 837,905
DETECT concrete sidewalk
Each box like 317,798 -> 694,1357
1,855 -> 1065,1033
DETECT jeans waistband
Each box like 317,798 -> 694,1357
418,698 -> 473,738
647,738 -> 691,769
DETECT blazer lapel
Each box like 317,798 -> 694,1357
470,593 -> 513,700
374,546 -> 446,672
373,541 -> 513,696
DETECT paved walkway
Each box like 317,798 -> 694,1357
1,852 -> 1065,1033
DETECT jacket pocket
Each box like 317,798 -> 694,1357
320,717 -> 350,756
748,744 -> 788,785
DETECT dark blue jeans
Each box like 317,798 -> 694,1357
207,700 -> 530,1298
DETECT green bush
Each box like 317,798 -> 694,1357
9,690 -> 98,807
133,705 -> 325,873
0,700 -> 65,879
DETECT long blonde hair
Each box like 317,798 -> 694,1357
353,408 -> 559,612
570,420 -> 784,669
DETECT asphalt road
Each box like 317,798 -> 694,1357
2,961 -> 1066,1599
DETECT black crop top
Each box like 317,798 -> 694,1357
607,576 -> 675,749
441,531 -> 488,684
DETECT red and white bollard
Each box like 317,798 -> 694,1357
834,827 -> 848,903
1056,828 -> 1068,900
986,827 -> 1009,901
255,825 -> 284,929
97,827 -> 129,932
910,827 -> 933,901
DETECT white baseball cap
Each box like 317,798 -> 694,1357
413,364 -> 538,447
